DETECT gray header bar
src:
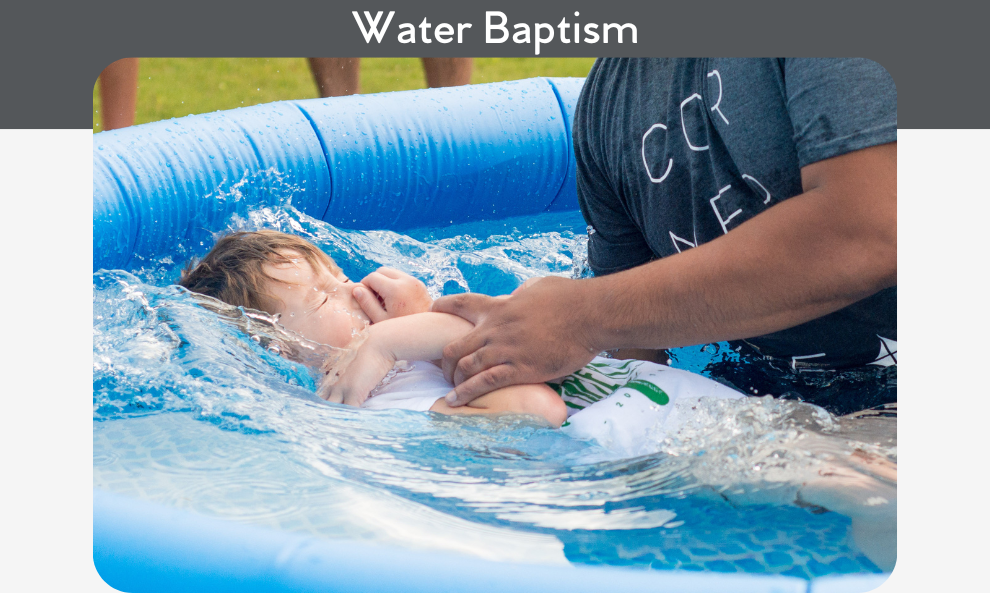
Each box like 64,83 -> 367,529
4,0 -> 985,128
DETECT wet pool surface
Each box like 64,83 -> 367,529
94,204 -> 892,578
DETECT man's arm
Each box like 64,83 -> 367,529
433,142 -> 896,404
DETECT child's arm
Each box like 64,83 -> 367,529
428,383 -> 567,427
320,312 -> 477,406
321,312 -> 567,426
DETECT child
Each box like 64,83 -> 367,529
179,230 -> 569,427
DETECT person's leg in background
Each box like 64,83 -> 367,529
307,57 -> 472,98
308,58 -> 361,97
421,58 -> 473,87
98,58 -> 139,130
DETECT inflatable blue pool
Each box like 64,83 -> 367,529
93,77 -> 892,592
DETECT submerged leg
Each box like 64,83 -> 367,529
797,452 -> 897,571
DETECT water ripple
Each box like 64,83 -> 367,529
93,206 -> 890,578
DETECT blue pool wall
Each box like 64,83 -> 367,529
92,78 -> 890,592
94,489 -> 835,593
93,77 -> 585,272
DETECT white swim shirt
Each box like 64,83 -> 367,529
359,360 -> 449,412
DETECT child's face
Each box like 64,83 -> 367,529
263,252 -> 370,348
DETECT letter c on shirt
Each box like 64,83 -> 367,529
642,123 -> 673,184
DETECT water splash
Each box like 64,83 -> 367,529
93,206 -> 890,578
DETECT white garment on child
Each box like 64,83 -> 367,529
360,360 -> 449,412
358,356 -> 746,460
561,358 -> 744,458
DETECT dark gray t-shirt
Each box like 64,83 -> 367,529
574,58 -> 897,368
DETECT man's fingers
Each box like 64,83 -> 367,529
352,285 -> 388,323
375,267 -> 403,279
440,330 -> 488,384
452,347 -> 500,387
445,365 -> 514,407
431,293 -> 495,325
434,293 -> 498,383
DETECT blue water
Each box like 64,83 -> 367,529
93,203 -> 891,578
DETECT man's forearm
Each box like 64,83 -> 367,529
581,145 -> 897,352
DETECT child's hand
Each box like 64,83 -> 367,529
352,268 -> 432,322
319,332 -> 398,407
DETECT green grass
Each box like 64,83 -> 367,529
92,58 -> 596,132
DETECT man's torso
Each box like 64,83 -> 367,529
573,58 -> 897,368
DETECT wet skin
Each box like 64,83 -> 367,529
264,253 -> 370,348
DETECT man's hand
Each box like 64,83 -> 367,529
431,276 -> 599,406
352,268 -> 432,323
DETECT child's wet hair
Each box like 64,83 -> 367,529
179,230 -> 342,314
